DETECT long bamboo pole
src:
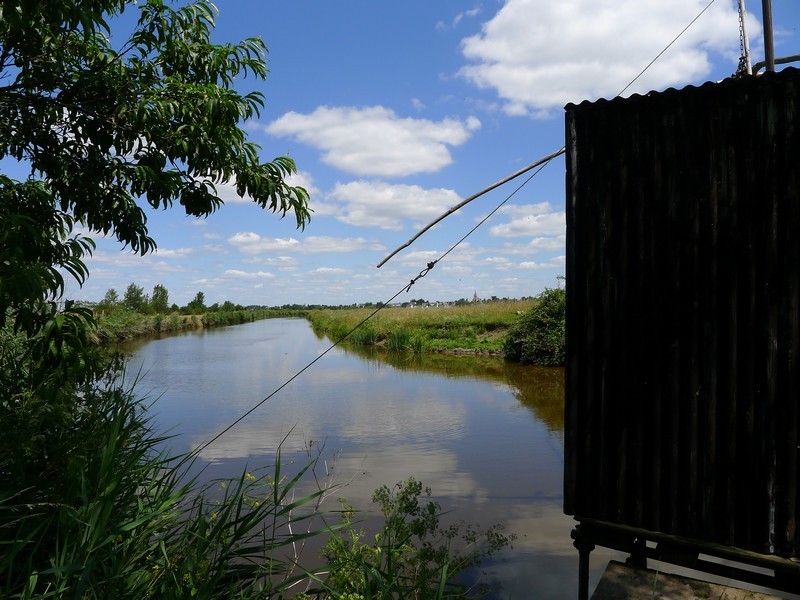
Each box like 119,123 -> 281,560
376,146 -> 566,268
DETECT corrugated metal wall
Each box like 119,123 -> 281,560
564,68 -> 800,558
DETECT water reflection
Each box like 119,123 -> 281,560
342,343 -> 565,436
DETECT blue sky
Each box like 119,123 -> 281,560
60,0 -> 799,307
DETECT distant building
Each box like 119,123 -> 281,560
472,290 -> 480,303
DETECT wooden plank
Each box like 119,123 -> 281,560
592,561 -> 785,600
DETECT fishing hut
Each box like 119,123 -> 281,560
564,66 -> 800,598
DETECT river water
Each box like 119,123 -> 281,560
120,317 -> 617,598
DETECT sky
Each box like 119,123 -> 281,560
55,1 -> 800,306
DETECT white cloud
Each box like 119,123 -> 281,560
496,202 -> 555,218
489,204 -> 566,238
228,232 -> 301,253
518,257 -> 564,270
302,236 -> 385,254
266,106 -> 481,177
328,181 -> 461,230
310,267 -> 348,275
459,0 -> 744,116
153,247 -> 194,258
224,269 -> 276,280
228,232 -> 384,255
437,7 -> 481,31
530,235 -> 567,251
209,170 -> 320,205
441,265 -> 472,276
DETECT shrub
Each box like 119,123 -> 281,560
503,286 -> 566,366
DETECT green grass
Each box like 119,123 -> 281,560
307,301 -> 532,355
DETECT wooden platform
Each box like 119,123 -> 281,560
592,561 -> 786,600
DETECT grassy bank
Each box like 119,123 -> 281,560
306,300 -> 533,355
93,308 -> 308,343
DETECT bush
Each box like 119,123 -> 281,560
502,287 -> 566,366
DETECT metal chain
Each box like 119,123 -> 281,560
734,2 -> 749,77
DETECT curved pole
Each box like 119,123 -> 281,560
376,146 -> 566,268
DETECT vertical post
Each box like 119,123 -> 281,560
627,538 -> 648,569
572,524 -> 595,600
761,0 -> 775,72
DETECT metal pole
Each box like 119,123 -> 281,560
762,0 -> 775,72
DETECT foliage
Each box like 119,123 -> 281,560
502,286 -> 566,366
123,282 -> 148,312
97,288 -> 121,313
150,284 -> 170,314
187,290 -> 206,314
313,479 -> 515,599
0,178 -> 95,337
0,0 -> 310,344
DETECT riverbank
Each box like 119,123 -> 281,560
306,300 -> 533,355
93,308 -> 308,343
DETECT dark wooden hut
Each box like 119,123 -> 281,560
564,67 -> 800,597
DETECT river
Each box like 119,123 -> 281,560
120,317 -> 618,598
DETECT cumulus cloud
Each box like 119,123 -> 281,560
224,269 -> 275,280
228,232 -> 384,255
328,181 -> 461,230
266,106 -> 481,177
459,0 -> 744,116
310,267 -> 348,275
228,233 -> 301,253
519,256 -> 566,270
153,247 -> 195,258
489,203 -> 565,238
207,170 -> 319,205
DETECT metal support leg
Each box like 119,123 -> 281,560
627,537 -> 647,568
572,524 -> 595,600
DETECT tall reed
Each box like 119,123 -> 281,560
386,329 -> 411,351
0,365 -> 335,599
